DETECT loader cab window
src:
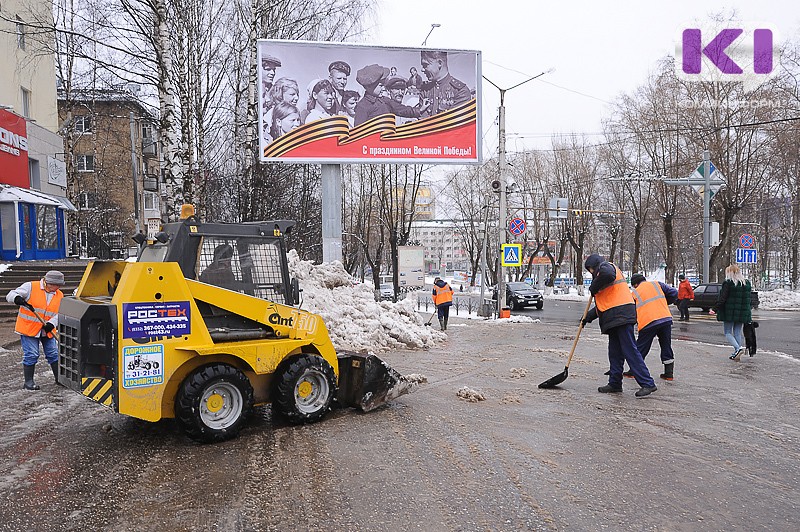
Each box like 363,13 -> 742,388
198,237 -> 289,303
198,241 -> 240,291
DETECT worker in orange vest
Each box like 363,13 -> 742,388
582,255 -> 657,397
6,270 -> 65,390
431,277 -> 454,331
628,273 -> 679,381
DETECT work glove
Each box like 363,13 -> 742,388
13,295 -> 26,306
43,323 -> 55,333
580,318 -> 590,326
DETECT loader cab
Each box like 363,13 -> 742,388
137,217 -> 299,306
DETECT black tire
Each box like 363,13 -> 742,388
509,299 -> 517,311
536,301 -> 543,310
175,364 -> 254,443
273,354 -> 336,424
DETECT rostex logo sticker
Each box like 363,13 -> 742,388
675,22 -> 779,90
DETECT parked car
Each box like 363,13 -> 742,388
493,282 -> 544,310
688,283 -> 759,311
379,283 -> 394,300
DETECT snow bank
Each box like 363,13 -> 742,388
288,251 -> 445,352
758,288 -> 800,311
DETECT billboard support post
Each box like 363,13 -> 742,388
321,164 -> 342,263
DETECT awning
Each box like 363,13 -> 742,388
0,184 -> 77,211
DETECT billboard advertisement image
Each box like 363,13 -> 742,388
257,40 -> 481,164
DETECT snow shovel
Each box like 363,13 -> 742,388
538,295 -> 593,389
424,311 -> 436,326
25,303 -> 59,340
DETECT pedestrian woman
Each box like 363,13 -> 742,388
715,264 -> 752,360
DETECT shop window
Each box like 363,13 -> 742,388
36,205 -> 58,249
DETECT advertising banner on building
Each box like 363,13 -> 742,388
0,109 -> 30,188
257,40 -> 481,164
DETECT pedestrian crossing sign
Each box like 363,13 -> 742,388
501,244 -> 522,266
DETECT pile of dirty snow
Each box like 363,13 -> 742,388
758,288 -> 800,310
288,251 -> 445,352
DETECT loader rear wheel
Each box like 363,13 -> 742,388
273,354 -> 336,424
176,364 -> 254,443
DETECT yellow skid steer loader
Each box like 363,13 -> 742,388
57,216 -> 414,442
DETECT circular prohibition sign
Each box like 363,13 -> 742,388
509,217 -> 526,236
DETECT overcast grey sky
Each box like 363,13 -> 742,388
374,0 -> 799,159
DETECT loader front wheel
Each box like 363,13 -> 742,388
176,364 -> 254,443
273,354 -> 336,424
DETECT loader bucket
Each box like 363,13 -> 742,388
336,353 -> 417,412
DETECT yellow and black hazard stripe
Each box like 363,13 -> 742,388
81,377 -> 114,407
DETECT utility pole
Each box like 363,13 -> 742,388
129,112 -> 142,234
484,69 -> 550,314
664,150 -> 724,283
702,149 -> 711,283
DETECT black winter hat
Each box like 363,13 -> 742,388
584,254 -> 603,271
678,273 -> 686,280
630,273 -> 647,286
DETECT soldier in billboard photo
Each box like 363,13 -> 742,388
327,61 -> 351,113
355,64 -> 430,127
385,75 -> 416,125
420,50 -> 472,115
261,54 -> 282,94
304,79 -> 337,124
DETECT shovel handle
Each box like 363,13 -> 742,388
29,306 -> 59,340
564,295 -> 593,370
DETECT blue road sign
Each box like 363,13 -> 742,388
509,217 -> 526,236
501,244 -> 522,266
736,248 -> 757,264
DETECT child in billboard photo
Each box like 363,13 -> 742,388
340,90 -> 360,127
304,79 -> 337,124
263,77 -> 300,134
268,102 -> 301,142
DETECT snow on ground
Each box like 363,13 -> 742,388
288,251 -> 445,352
757,288 -> 800,310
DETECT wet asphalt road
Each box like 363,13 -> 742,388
1,311 -> 799,531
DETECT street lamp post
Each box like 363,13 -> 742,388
483,70 -> 550,315
421,23 -> 441,46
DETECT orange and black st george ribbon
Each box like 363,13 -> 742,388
264,99 -> 477,159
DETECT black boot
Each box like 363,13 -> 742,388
23,364 -> 40,391
438,318 -> 445,331
598,384 -> 623,393
443,316 -> 448,331
51,362 -> 61,385
660,362 -> 674,381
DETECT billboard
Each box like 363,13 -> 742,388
0,109 -> 30,188
397,246 -> 425,289
257,40 -> 481,164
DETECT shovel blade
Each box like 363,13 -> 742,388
538,366 -> 569,389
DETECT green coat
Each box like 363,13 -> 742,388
715,279 -> 752,323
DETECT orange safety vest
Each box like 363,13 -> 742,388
632,281 -> 671,330
15,281 -> 63,338
432,283 -> 453,306
594,265 -> 634,312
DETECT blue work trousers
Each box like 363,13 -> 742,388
607,324 -> 655,388
21,334 -> 58,366
637,321 -> 674,364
